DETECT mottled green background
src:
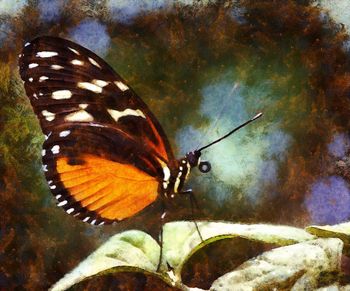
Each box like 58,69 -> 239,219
1,0 -> 350,289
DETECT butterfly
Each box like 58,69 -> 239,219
18,36 -> 262,226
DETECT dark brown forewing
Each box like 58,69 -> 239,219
18,36 -> 174,163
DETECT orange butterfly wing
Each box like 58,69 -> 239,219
56,155 -> 158,221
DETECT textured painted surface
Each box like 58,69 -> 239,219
1,0 -> 350,289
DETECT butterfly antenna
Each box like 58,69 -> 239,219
197,112 -> 263,152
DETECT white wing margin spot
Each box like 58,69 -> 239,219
42,110 -> 55,121
114,81 -> 129,91
88,57 -> 101,69
68,47 -> 80,55
92,79 -> 109,87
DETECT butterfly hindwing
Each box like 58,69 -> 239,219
42,127 -> 160,224
19,36 -> 174,224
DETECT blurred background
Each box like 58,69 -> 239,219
1,0 -> 350,289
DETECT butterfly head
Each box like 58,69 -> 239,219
186,150 -> 201,167
185,150 -> 211,173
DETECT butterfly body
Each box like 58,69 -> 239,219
19,36 -> 202,225
161,151 -> 201,198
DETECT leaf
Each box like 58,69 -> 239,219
306,222 -> 350,255
162,221 -> 315,277
49,230 -> 163,291
210,238 -> 343,291
50,221 -> 317,290
316,284 -> 350,290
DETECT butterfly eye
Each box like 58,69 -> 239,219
199,161 -> 211,173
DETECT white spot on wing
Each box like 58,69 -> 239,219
50,184 -> 56,189
68,47 -> 80,55
42,110 -> 55,121
59,130 -> 71,137
77,82 -> 102,93
42,164 -> 48,172
51,145 -> 60,154
107,108 -> 146,122
92,79 -> 109,87
79,104 -> 88,109
56,194 -> 62,199
45,131 -> 52,140
66,208 -> 74,214
36,51 -> 58,58
41,149 -> 46,156
29,63 -> 38,69
88,57 -> 101,68
65,110 -> 93,122
33,93 -> 38,99
114,81 -> 129,91
29,77 -> 33,82
57,200 -> 67,207
71,59 -> 84,66
98,221 -> 105,226
162,166 -> 171,182
89,122 -> 106,128
52,90 -> 72,100
24,42 -> 30,47
83,217 -> 90,222
91,219 -> 96,225
51,65 -> 64,70
39,76 -> 49,82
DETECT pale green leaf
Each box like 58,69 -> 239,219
306,222 -> 350,253
210,238 -> 343,291
50,221 -> 317,290
50,230 -> 162,291
163,221 -> 316,277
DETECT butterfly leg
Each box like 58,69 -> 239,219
157,199 -> 167,272
180,189 -> 204,243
